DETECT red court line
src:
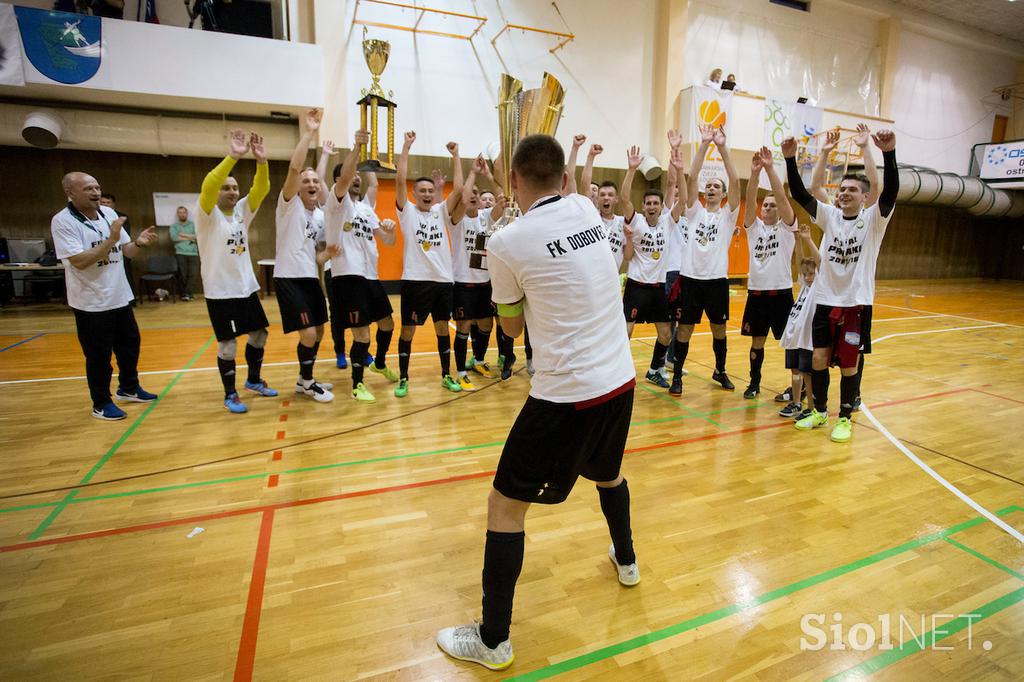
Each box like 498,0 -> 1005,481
279,414 -> 288,423
971,388 -> 1024,406
267,475 -> 279,489
0,387 -> 975,556
233,509 -> 275,682
281,400 -> 290,408
275,431 -> 285,440
271,450 -> 283,462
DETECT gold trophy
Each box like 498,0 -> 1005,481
358,28 -> 397,173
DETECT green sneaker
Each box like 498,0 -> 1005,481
371,363 -> 399,382
394,378 -> 409,398
830,417 -> 853,443
497,354 -> 505,370
441,375 -> 463,393
795,409 -> 828,431
351,382 -> 376,403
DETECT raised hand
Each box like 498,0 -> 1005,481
379,219 -> 396,235
305,108 -> 323,132
780,136 -> 798,158
699,124 -> 715,144
670,145 -> 686,171
750,151 -> 763,173
135,225 -> 158,246
852,123 -> 870,149
110,215 -> 126,241
249,132 -> 266,163
446,141 -> 459,157
473,154 -> 487,174
667,128 -> 683,149
871,129 -> 896,152
228,128 -> 249,159
573,134 -> 587,149
798,223 -> 811,240
588,143 -> 603,158
712,125 -> 727,147
431,168 -> 445,186
322,139 -> 336,156
757,145 -> 773,168
354,129 -> 369,147
403,131 -> 416,149
623,223 -> 633,242
822,129 -> 840,153
627,145 -> 643,170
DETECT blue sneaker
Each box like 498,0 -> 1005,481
224,393 -> 248,414
244,380 -> 279,397
336,352 -> 348,369
364,351 -> 375,367
116,386 -> 158,403
92,402 -> 127,421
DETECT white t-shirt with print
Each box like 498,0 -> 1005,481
274,193 -> 324,280
601,214 -> 627,270
451,212 -> 492,284
51,205 -> 134,313
665,214 -> 687,274
324,192 -> 380,280
780,273 -> 815,351
624,212 -> 672,284
194,197 -> 261,300
746,217 -> 797,291
681,202 -> 738,280
813,201 -> 892,307
397,201 -> 453,283
487,193 -> 634,403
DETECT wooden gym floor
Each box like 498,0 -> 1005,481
0,278 -> 1022,680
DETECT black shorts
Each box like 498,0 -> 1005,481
330,275 -> 393,329
206,292 -> 270,342
274,277 -> 328,333
493,382 -> 634,504
623,279 -> 669,324
811,304 -> 873,352
785,348 -> 813,373
453,282 -> 495,321
400,280 -> 453,326
673,276 -> 729,325
741,288 -> 795,339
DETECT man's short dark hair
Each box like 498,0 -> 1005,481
643,188 -> 664,202
100,192 -> 115,202
332,162 -> 343,181
511,134 -> 564,188
599,180 -> 618,191
480,189 -> 495,197
414,176 -> 434,185
841,173 -> 871,193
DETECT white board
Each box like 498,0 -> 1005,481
152,193 -> 201,226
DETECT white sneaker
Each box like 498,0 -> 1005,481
295,381 -> 334,403
295,377 -> 333,391
436,622 -> 514,671
609,543 -> 640,586
526,358 -> 535,376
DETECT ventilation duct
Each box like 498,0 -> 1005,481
896,167 -> 1024,218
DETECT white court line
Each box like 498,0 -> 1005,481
871,323 -> 1004,344
875,302 -> 1024,330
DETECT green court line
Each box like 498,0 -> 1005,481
26,335 -> 215,540
944,537 -> 1024,581
825,586 -> 1024,681
281,440 -> 507,475
507,507 -> 1022,681
637,383 -> 722,427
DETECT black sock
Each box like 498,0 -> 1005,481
398,338 -> 412,379
524,326 -> 533,361
454,332 -> 469,373
217,357 -> 236,397
598,480 -> 635,565
244,344 -> 264,384
649,341 -> 668,371
312,340 -> 321,358
375,328 -> 393,368
854,353 -> 865,400
473,326 -> 491,362
672,340 -> 689,381
297,342 -> 316,382
437,335 -> 451,377
497,325 -> 515,365
811,368 -> 830,413
350,340 -> 370,388
470,322 -> 481,360
749,347 -> 764,384
479,530 -> 525,649
712,337 -> 727,373
839,374 -> 858,418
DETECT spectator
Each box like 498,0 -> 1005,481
705,68 -> 723,89
725,73 -> 744,93
99,192 -> 136,304
170,206 -> 200,301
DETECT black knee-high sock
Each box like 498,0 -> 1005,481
398,338 -> 412,379
712,337 -> 728,373
479,530 -> 525,649
217,357 -> 236,397
312,340 -> 320,359
350,340 -> 370,388
672,340 -> 690,380
811,368 -> 830,413
839,374 -> 858,419
437,335 -> 451,377
297,342 -> 316,382
496,325 -> 514,365
470,321 -> 481,360
853,353 -> 865,399
749,347 -> 765,384
649,341 -> 669,371
375,328 -> 393,368
524,326 -> 533,360
598,480 -> 635,565
244,344 -> 264,384
473,326 -> 491,362
454,332 -> 469,373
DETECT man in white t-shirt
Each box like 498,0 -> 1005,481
740,146 -> 797,399
195,129 -> 275,414
621,145 -> 686,389
436,134 -> 639,672
579,142 -> 629,271
273,109 -> 336,403
784,125 -> 899,443
670,123 -> 744,396
323,131 -> 400,403
393,131 -> 464,397
51,172 -> 158,420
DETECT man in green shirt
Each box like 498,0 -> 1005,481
169,206 -> 200,300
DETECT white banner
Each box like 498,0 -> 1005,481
691,85 -> 734,188
0,3 -> 25,87
761,99 -> 823,189
979,141 -> 1024,186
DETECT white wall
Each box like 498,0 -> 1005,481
890,30 -> 1016,175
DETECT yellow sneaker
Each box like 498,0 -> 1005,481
830,417 -> 853,443
457,375 -> 477,391
795,409 -> 828,431
370,363 -> 399,383
351,382 -> 376,403
469,360 -> 494,379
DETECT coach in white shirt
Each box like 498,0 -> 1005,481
51,172 -> 157,420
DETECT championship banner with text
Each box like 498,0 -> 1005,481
692,85 -> 734,188
979,140 -> 1024,188
761,99 -> 823,189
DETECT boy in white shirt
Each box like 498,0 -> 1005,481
778,224 -> 820,419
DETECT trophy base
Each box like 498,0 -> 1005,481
357,159 -> 397,174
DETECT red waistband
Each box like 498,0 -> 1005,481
575,378 -> 636,410
749,288 -> 790,296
